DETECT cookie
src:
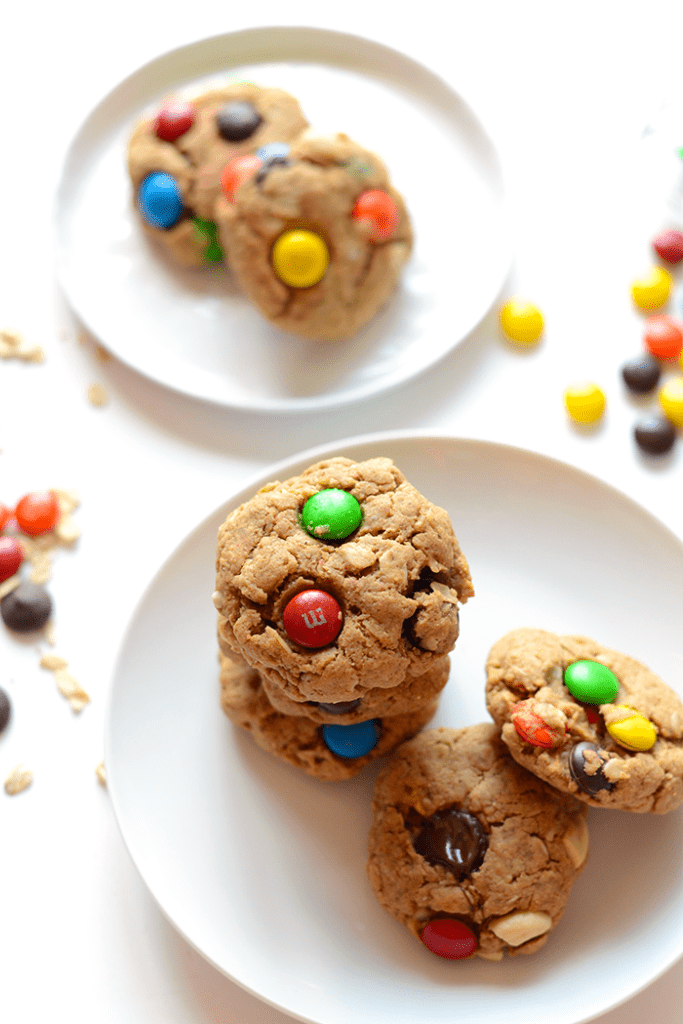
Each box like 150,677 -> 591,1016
214,132 -> 413,339
219,651 -> 440,780
485,627 -> 683,813
214,457 -> 473,712
367,723 -> 588,960
127,83 -> 308,266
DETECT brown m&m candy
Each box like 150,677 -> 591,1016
568,741 -> 615,796
1,581 -> 52,633
413,808 -> 488,881
216,100 -> 262,142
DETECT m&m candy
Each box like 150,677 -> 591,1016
621,353 -> 661,394
216,100 -> 262,142
564,660 -> 619,705
352,190 -> 398,241
138,172 -> 184,230
499,299 -> 544,345
282,589 -> 342,647
652,227 -> 683,264
643,315 -> 683,360
220,154 -> 262,200
301,489 -> 362,540
192,217 -> 224,262
605,707 -> 657,751
154,101 -> 196,142
511,702 -> 564,749
1,581 -> 52,633
14,491 -> 60,535
634,415 -> 677,456
420,919 -> 477,959
659,377 -> 683,425
0,503 -> 13,530
272,229 -> 329,288
568,741 -> 615,796
631,266 -> 672,311
0,687 -> 11,734
564,382 -> 606,423
0,537 -> 23,584
322,719 -> 379,758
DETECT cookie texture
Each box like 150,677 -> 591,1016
214,132 -> 413,339
128,84 -> 308,266
367,723 -> 588,959
219,651 -> 439,780
485,627 -> 683,813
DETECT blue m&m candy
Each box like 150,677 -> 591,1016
138,172 -> 184,229
322,719 -> 380,758
256,142 -> 290,161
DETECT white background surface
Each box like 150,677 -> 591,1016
2,2 -> 683,1022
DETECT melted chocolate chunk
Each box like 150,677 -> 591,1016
310,698 -> 362,715
568,741 -> 615,795
413,808 -> 488,881
216,101 -> 262,142
1,582 -> 52,633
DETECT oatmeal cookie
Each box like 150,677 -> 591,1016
128,83 -> 308,266
214,132 -> 413,339
485,627 -> 683,813
367,723 -> 588,960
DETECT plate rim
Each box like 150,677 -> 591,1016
53,25 -> 512,414
104,430 -> 683,1024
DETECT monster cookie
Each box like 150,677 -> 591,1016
127,84 -> 308,266
367,723 -> 588,960
485,627 -> 683,813
213,456 -> 473,774
214,132 -> 413,339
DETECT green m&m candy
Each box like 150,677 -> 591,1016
301,489 -> 362,540
564,660 -> 619,705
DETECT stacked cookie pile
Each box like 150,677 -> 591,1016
212,457 -> 683,963
128,84 -> 412,340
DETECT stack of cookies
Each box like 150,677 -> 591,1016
128,83 -> 412,340
212,456 -> 683,963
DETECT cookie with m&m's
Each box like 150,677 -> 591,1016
485,627 -> 683,813
214,132 -> 413,339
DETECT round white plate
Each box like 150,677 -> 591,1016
54,27 -> 510,413
105,433 -> 683,1024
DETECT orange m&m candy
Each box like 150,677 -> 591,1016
643,315 -> 683,360
14,491 -> 60,536
352,190 -> 398,241
220,154 -> 262,201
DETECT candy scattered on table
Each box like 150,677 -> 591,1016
271,229 -> 329,288
40,653 -> 91,713
563,382 -> 606,423
643,315 -> 683,360
419,919 -> 478,959
137,172 -> 184,230
282,589 -> 343,647
14,490 -> 60,536
564,660 -> 619,704
605,706 -> 657,751
499,298 -> 544,344
630,266 -> 672,310
658,377 -> 683,425
0,687 -> 11,733
322,719 -> 379,758
216,100 -> 262,142
352,189 -> 398,241
652,227 -> 683,264
634,414 -> 677,455
154,100 -> 196,142
1,581 -> 53,633
621,353 -> 662,394
301,489 -> 362,540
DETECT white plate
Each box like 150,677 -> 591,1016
105,433 -> 683,1024
54,27 -> 510,413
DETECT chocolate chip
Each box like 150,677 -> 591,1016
413,808 -> 488,881
621,354 -> 661,394
568,741 -> 615,796
0,687 -> 11,733
313,699 -> 362,715
1,582 -> 52,633
634,414 -> 677,455
216,101 -> 262,142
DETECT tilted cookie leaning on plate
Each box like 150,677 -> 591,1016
212,456 -> 473,779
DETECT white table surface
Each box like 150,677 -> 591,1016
2,2 -> 683,1021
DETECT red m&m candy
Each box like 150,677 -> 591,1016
14,491 -> 60,536
652,228 -> 683,265
0,537 -> 23,583
154,101 -> 197,142
220,154 -> 262,201
643,315 -> 683,360
352,190 -> 398,241
420,919 -> 477,959
282,589 -> 342,648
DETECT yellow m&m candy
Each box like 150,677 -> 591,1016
659,377 -> 683,426
631,266 -> 672,311
272,229 -> 329,289
499,299 -> 544,345
564,382 -> 606,423
605,706 -> 657,751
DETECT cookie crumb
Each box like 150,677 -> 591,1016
95,761 -> 106,787
5,763 -> 33,795
87,383 -> 109,407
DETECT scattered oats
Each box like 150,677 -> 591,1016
29,554 -> 52,584
0,329 -> 45,363
44,621 -> 56,646
0,574 -> 21,600
55,515 -> 80,545
5,764 -> 33,795
54,669 -> 91,713
40,653 -> 69,671
54,490 -> 80,516
87,383 -> 109,407
95,761 -> 107,787
1,329 -> 23,350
